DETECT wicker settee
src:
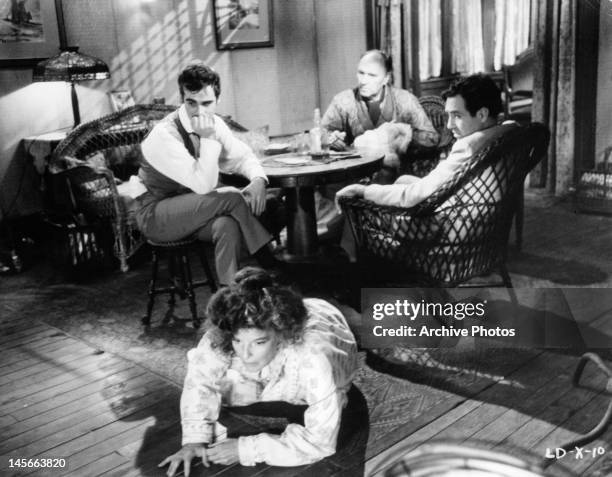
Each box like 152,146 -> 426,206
339,123 -> 550,287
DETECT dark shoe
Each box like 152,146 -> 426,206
253,243 -> 280,269
258,195 -> 288,239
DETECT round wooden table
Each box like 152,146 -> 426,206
260,152 -> 383,261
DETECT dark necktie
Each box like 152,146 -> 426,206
367,99 -> 381,126
189,133 -> 200,159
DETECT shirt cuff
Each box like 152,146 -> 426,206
238,435 -> 263,466
181,420 -> 213,446
251,175 -> 269,185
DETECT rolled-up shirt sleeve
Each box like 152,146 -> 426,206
141,122 -> 221,195
237,350 -> 345,466
181,332 -> 231,445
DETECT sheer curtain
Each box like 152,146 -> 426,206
378,0 -> 404,86
418,0 -> 442,79
494,0 -> 531,69
450,0 -> 485,75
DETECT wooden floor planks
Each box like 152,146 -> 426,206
366,349 -> 612,477
2,315 -> 610,476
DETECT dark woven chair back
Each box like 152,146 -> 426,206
340,122 -> 550,286
418,95 -> 454,151
402,95 -> 454,177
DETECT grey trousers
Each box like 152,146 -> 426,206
135,189 -> 271,285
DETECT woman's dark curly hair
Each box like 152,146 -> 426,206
206,267 -> 308,354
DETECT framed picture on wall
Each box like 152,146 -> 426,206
0,0 -> 61,66
213,0 -> 273,50
109,90 -> 136,112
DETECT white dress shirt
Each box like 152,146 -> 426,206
136,105 -> 267,196
180,298 -> 359,467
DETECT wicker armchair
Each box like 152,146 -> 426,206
339,123 -> 550,287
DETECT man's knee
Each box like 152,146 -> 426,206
214,188 -> 248,209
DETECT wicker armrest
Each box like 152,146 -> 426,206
339,196 -> 444,256
54,164 -> 120,219
338,196 -> 417,216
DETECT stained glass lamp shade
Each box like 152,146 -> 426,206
33,46 -> 110,127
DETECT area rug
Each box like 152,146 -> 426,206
0,262 -> 540,457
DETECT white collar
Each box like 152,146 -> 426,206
178,104 -> 195,134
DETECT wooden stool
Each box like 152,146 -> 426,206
143,237 -> 217,328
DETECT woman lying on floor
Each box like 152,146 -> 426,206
159,267 -> 359,475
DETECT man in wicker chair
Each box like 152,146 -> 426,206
323,49 -> 440,171
131,61 -> 278,285
335,74 -> 516,210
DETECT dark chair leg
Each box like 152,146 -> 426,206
197,245 -> 218,292
167,252 -> 177,307
143,248 -> 159,326
499,264 -> 518,306
181,249 -> 200,328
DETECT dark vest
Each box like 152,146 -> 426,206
138,115 -> 199,200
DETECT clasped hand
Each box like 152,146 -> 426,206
327,130 -> 347,151
159,439 -> 239,476
191,113 -> 216,140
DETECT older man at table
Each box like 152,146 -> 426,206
323,49 -> 439,177
336,74 -> 516,209
132,61 -> 276,285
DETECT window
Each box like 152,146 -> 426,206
367,0 -> 532,85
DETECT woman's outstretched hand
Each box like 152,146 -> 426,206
208,438 -> 240,465
158,443 -> 209,477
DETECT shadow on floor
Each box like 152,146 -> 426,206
508,252 -> 608,285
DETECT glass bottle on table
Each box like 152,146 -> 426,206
309,108 -> 328,156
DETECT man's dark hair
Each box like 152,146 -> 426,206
442,73 -> 503,118
178,61 -> 221,99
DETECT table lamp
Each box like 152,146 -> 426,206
32,46 -> 110,128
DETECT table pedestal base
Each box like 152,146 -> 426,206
285,185 -> 318,258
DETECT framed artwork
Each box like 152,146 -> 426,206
213,0 -> 273,50
0,0 -> 61,66
109,90 -> 136,112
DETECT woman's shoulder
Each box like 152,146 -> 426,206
303,297 -> 342,313
300,299 -> 358,352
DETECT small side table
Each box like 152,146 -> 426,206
23,129 -> 69,189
